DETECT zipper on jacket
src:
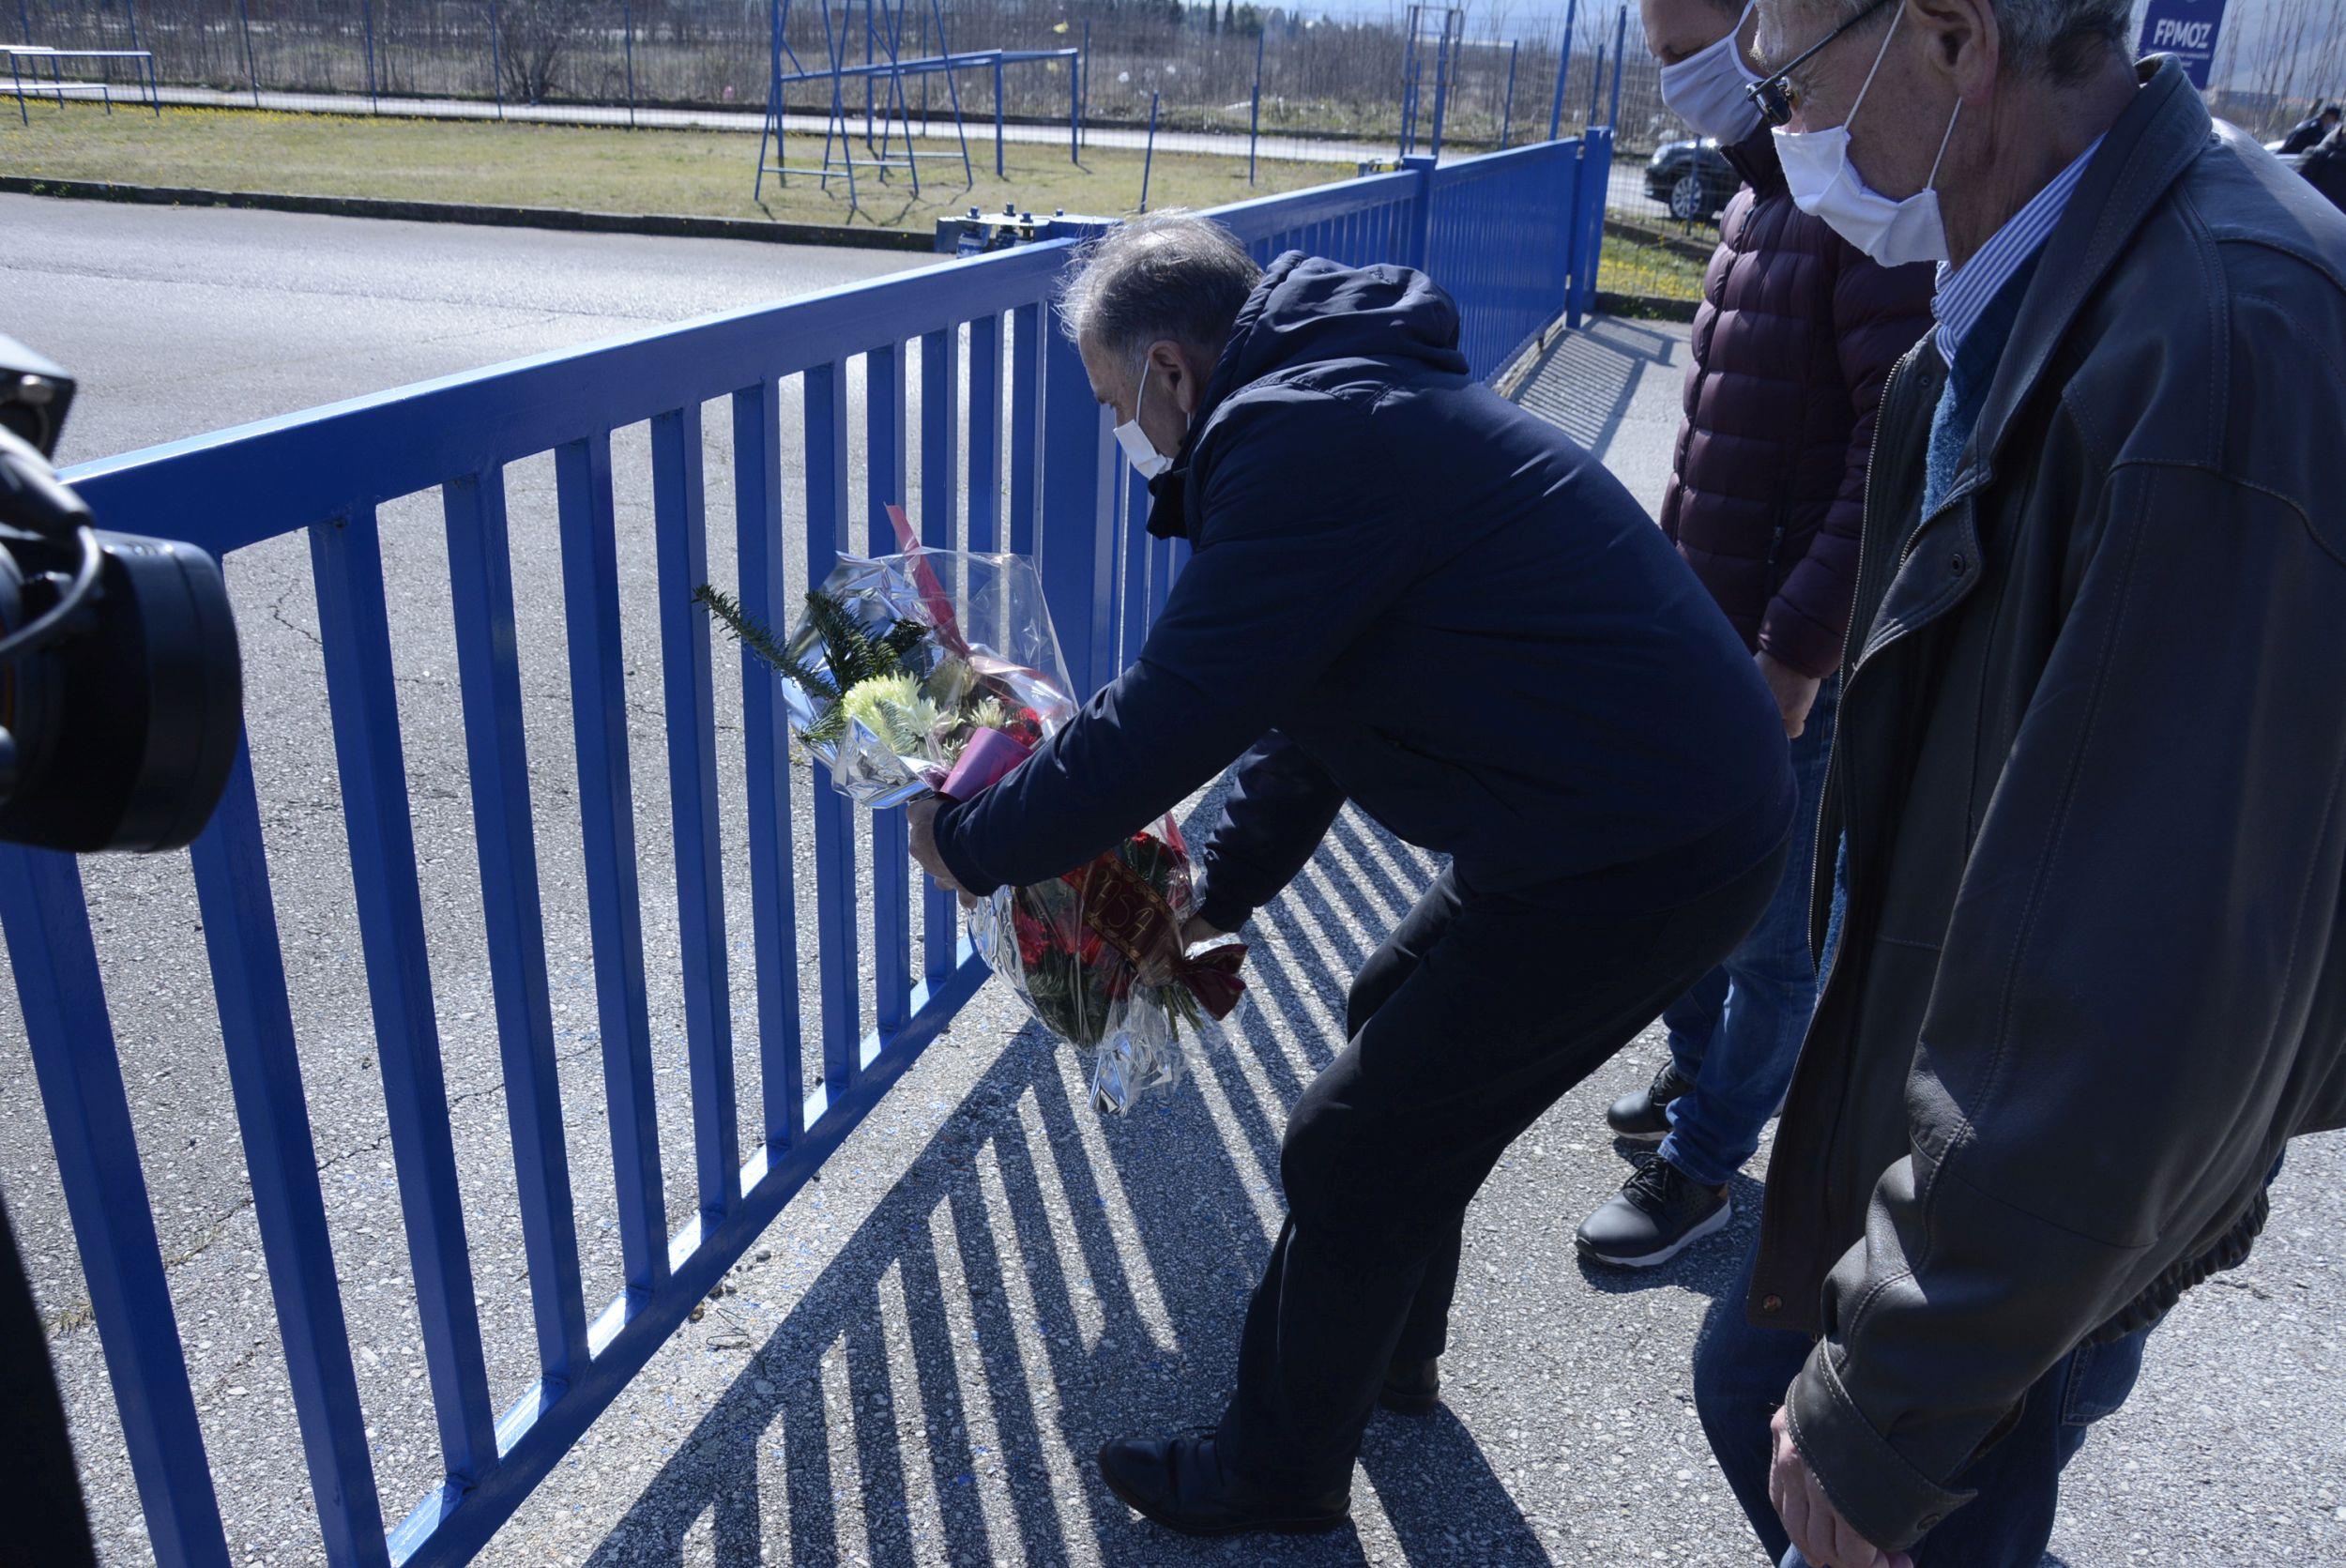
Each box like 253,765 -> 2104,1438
1795,343 -> 1929,1239
1807,344 -> 1921,949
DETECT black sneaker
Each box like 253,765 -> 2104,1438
1575,1155 -> 1730,1268
1098,1430 -> 1350,1536
1605,1059 -> 1696,1143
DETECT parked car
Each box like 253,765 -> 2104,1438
1645,137 -> 1741,222
2265,137 -> 2311,173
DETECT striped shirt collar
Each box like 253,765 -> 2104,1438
1931,135 -> 2106,366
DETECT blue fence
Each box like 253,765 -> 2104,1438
3,130 -> 1610,1568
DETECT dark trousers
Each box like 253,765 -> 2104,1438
1216,842 -> 1788,1491
1695,1229 -> 2148,1567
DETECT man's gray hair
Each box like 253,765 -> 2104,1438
1058,210 -> 1263,374
1823,0 -> 2129,80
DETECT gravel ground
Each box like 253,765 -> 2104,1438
0,207 -> 2338,1566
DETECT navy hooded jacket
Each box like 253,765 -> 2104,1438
933,251 -> 1792,921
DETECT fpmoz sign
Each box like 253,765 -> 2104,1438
2139,0 -> 2228,90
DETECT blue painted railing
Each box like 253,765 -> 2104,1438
2,132 -> 1610,1567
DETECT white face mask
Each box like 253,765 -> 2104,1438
1113,362 -> 1176,480
1659,1 -> 1763,146
1771,5 -> 1962,266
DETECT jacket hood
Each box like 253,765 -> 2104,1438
1198,251 -> 1469,421
1145,252 -> 1469,538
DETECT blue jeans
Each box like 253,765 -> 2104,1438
1694,1231 -> 2149,1567
1658,673 -> 1840,1187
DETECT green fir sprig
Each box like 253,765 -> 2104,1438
694,582 -> 930,747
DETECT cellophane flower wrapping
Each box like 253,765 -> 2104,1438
967,814 -> 1250,1116
775,548 -> 1077,811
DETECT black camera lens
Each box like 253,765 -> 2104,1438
0,522 -> 243,854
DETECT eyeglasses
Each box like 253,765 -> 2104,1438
1744,0 -> 1897,129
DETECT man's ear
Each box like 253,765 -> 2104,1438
1147,339 -> 1202,417
1907,0 -> 2000,100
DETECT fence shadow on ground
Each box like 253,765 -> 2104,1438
582,804 -> 1556,1565
1511,314 -> 1680,461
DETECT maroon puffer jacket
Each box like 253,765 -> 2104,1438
1659,129 -> 1934,678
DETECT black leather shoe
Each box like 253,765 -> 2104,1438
1576,1154 -> 1731,1268
1605,1058 -> 1697,1143
1097,1430 -> 1350,1536
1378,1356 -> 1440,1416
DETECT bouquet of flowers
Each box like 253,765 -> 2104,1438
695,508 -> 1074,811
700,507 -> 1246,1112
967,814 -> 1249,1114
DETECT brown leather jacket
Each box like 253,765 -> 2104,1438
1753,58 -> 2346,1551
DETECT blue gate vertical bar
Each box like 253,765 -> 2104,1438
733,380 -> 807,1155
311,506 -> 500,1494
553,434 -> 670,1312
1008,303 -> 1044,556
442,467 -> 592,1391
651,405 -> 742,1227
864,341 -> 913,1034
918,326 -> 962,984
190,744 -> 391,1568
967,312 -> 1004,554
1039,304 -> 1117,698
0,849 -> 232,1568
804,359 -> 862,1100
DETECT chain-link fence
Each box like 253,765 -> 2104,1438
6,0 -> 1656,152
8,0 -> 1725,301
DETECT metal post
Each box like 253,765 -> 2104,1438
622,0 -> 638,128
992,54 -> 1003,177
1548,0 -> 1576,139
1607,5 -> 1626,129
1079,18 -> 1090,149
1397,2 -> 1418,158
362,0 -> 379,114
925,0 -> 971,188
236,0 -> 261,107
1068,41 -> 1078,163
1139,89 -> 1159,211
1428,5 -> 1455,160
1499,38 -> 1516,149
1248,26 -> 1263,183
490,0 -> 504,118
1587,43 -> 1603,126
9,51 -> 24,128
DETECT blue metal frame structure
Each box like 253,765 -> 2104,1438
754,0 -> 1080,217
16,133 -> 1613,1568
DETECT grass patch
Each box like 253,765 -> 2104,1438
1597,231 -> 1709,305
0,102 -> 1338,230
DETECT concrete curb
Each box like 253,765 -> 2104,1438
0,175 -> 936,251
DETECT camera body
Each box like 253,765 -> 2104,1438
0,336 -> 243,854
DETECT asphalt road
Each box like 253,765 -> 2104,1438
2,200 -> 2339,1568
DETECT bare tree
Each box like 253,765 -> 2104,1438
495,0 -> 583,104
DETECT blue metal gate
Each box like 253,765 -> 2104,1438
2,130 -> 1612,1567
